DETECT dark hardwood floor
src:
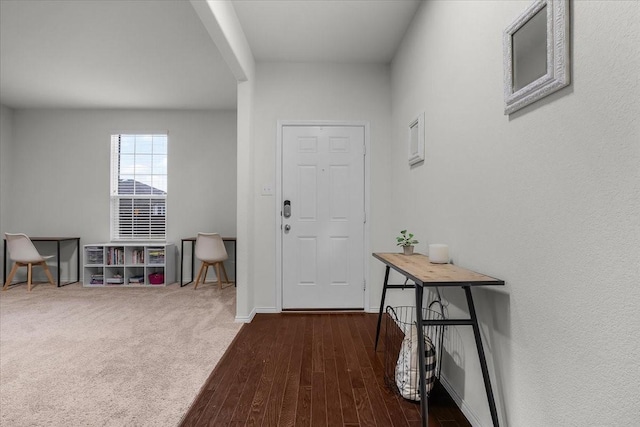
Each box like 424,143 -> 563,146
179,313 -> 471,427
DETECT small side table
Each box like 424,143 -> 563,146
180,237 -> 237,287
3,237 -> 81,287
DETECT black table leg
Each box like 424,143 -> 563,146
3,239 -> 7,286
191,240 -> 195,284
415,283 -> 428,426
76,237 -> 80,282
76,238 -> 80,283
56,240 -> 61,287
464,286 -> 500,427
375,266 -> 391,350
181,240 -> 198,287
180,239 -> 185,287
59,238 -> 80,286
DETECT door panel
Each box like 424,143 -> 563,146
282,125 -> 365,309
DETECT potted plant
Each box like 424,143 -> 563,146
396,230 -> 419,255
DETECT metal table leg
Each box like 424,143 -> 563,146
415,283 -> 428,426
464,286 -> 500,427
3,239 -> 6,286
375,266 -> 391,350
180,239 -> 197,287
232,240 -> 237,287
191,240 -> 195,284
56,240 -> 61,287
76,238 -> 80,283
180,239 -> 185,287
58,238 -> 80,286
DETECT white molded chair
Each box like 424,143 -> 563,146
194,232 -> 230,290
3,233 -> 56,292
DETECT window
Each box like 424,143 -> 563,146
111,134 -> 168,240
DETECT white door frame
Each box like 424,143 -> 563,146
275,120 -> 370,312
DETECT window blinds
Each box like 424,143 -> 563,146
110,134 -> 168,240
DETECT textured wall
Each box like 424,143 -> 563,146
251,62 -> 393,312
390,1 -> 639,426
4,109 -> 237,281
0,106 -> 14,277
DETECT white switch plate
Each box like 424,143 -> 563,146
261,184 -> 274,196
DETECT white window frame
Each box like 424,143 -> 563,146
110,134 -> 168,241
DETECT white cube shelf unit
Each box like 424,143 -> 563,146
83,243 -> 175,287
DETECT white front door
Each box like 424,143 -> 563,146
281,125 -> 365,309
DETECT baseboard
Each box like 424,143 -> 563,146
234,307 -> 256,323
439,375 -> 484,427
6,277 -> 72,285
256,307 -> 279,314
235,307 -> 280,323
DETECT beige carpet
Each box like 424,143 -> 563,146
0,281 -> 241,427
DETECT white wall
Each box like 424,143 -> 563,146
250,62 -> 393,311
189,0 -> 257,321
3,109 -> 237,282
390,1 -> 639,426
235,78 -> 256,321
0,105 -> 14,277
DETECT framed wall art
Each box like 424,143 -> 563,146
503,0 -> 570,114
408,111 -> 425,166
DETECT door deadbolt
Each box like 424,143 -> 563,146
283,200 -> 291,218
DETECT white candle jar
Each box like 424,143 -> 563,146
428,244 -> 449,264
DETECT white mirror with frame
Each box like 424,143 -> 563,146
503,0 -> 570,115
408,112 -> 425,166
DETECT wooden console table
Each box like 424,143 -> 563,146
373,252 -> 504,427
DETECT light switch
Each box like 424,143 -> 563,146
261,184 -> 274,196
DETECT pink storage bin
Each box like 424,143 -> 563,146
148,272 -> 164,285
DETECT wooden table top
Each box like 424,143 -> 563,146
3,237 -> 80,241
373,252 -> 504,287
182,236 -> 236,241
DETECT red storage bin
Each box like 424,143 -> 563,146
148,272 -> 164,285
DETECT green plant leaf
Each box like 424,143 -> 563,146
396,229 -> 419,247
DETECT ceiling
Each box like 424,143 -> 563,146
0,0 -> 237,110
0,0 -> 421,110
232,0 -> 421,63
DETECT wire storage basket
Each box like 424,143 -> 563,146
384,303 -> 445,401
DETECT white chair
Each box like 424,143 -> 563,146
3,233 -> 56,292
194,232 -> 230,290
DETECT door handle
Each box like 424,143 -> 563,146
284,224 -> 291,232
